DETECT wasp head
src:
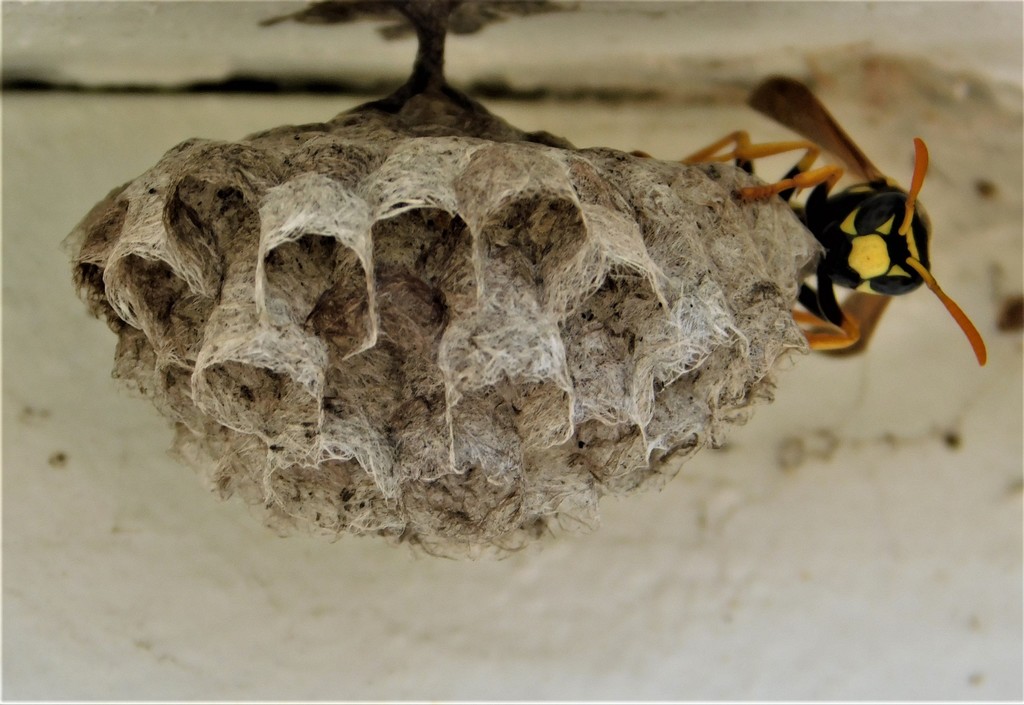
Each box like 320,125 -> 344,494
825,188 -> 931,296
824,138 -> 986,365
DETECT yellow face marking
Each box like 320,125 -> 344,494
840,208 -> 860,236
847,185 -> 874,194
849,234 -> 891,280
876,215 -> 895,235
887,264 -> 913,278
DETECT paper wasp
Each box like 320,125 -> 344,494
682,77 -> 987,365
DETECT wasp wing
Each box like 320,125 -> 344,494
748,77 -> 887,183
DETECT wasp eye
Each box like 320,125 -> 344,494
851,192 -> 907,237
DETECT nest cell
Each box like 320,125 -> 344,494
68,89 -> 818,555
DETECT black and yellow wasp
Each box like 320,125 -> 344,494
683,77 -> 987,365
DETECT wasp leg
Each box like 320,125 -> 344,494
800,271 -> 844,327
740,164 -> 843,201
793,308 -> 861,350
823,293 -> 893,356
683,132 -> 821,167
795,273 -> 870,352
682,130 -> 754,163
793,292 -> 894,354
683,132 -> 843,202
794,280 -> 858,349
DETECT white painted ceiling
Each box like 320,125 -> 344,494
3,1 -> 1021,90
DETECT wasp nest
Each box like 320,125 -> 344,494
68,86 -> 817,555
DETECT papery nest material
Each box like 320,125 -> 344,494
67,0 -> 818,556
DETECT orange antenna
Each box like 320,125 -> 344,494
904,257 -> 987,366
899,137 -> 929,236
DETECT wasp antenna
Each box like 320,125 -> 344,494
899,137 -> 929,236
905,257 -> 987,365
